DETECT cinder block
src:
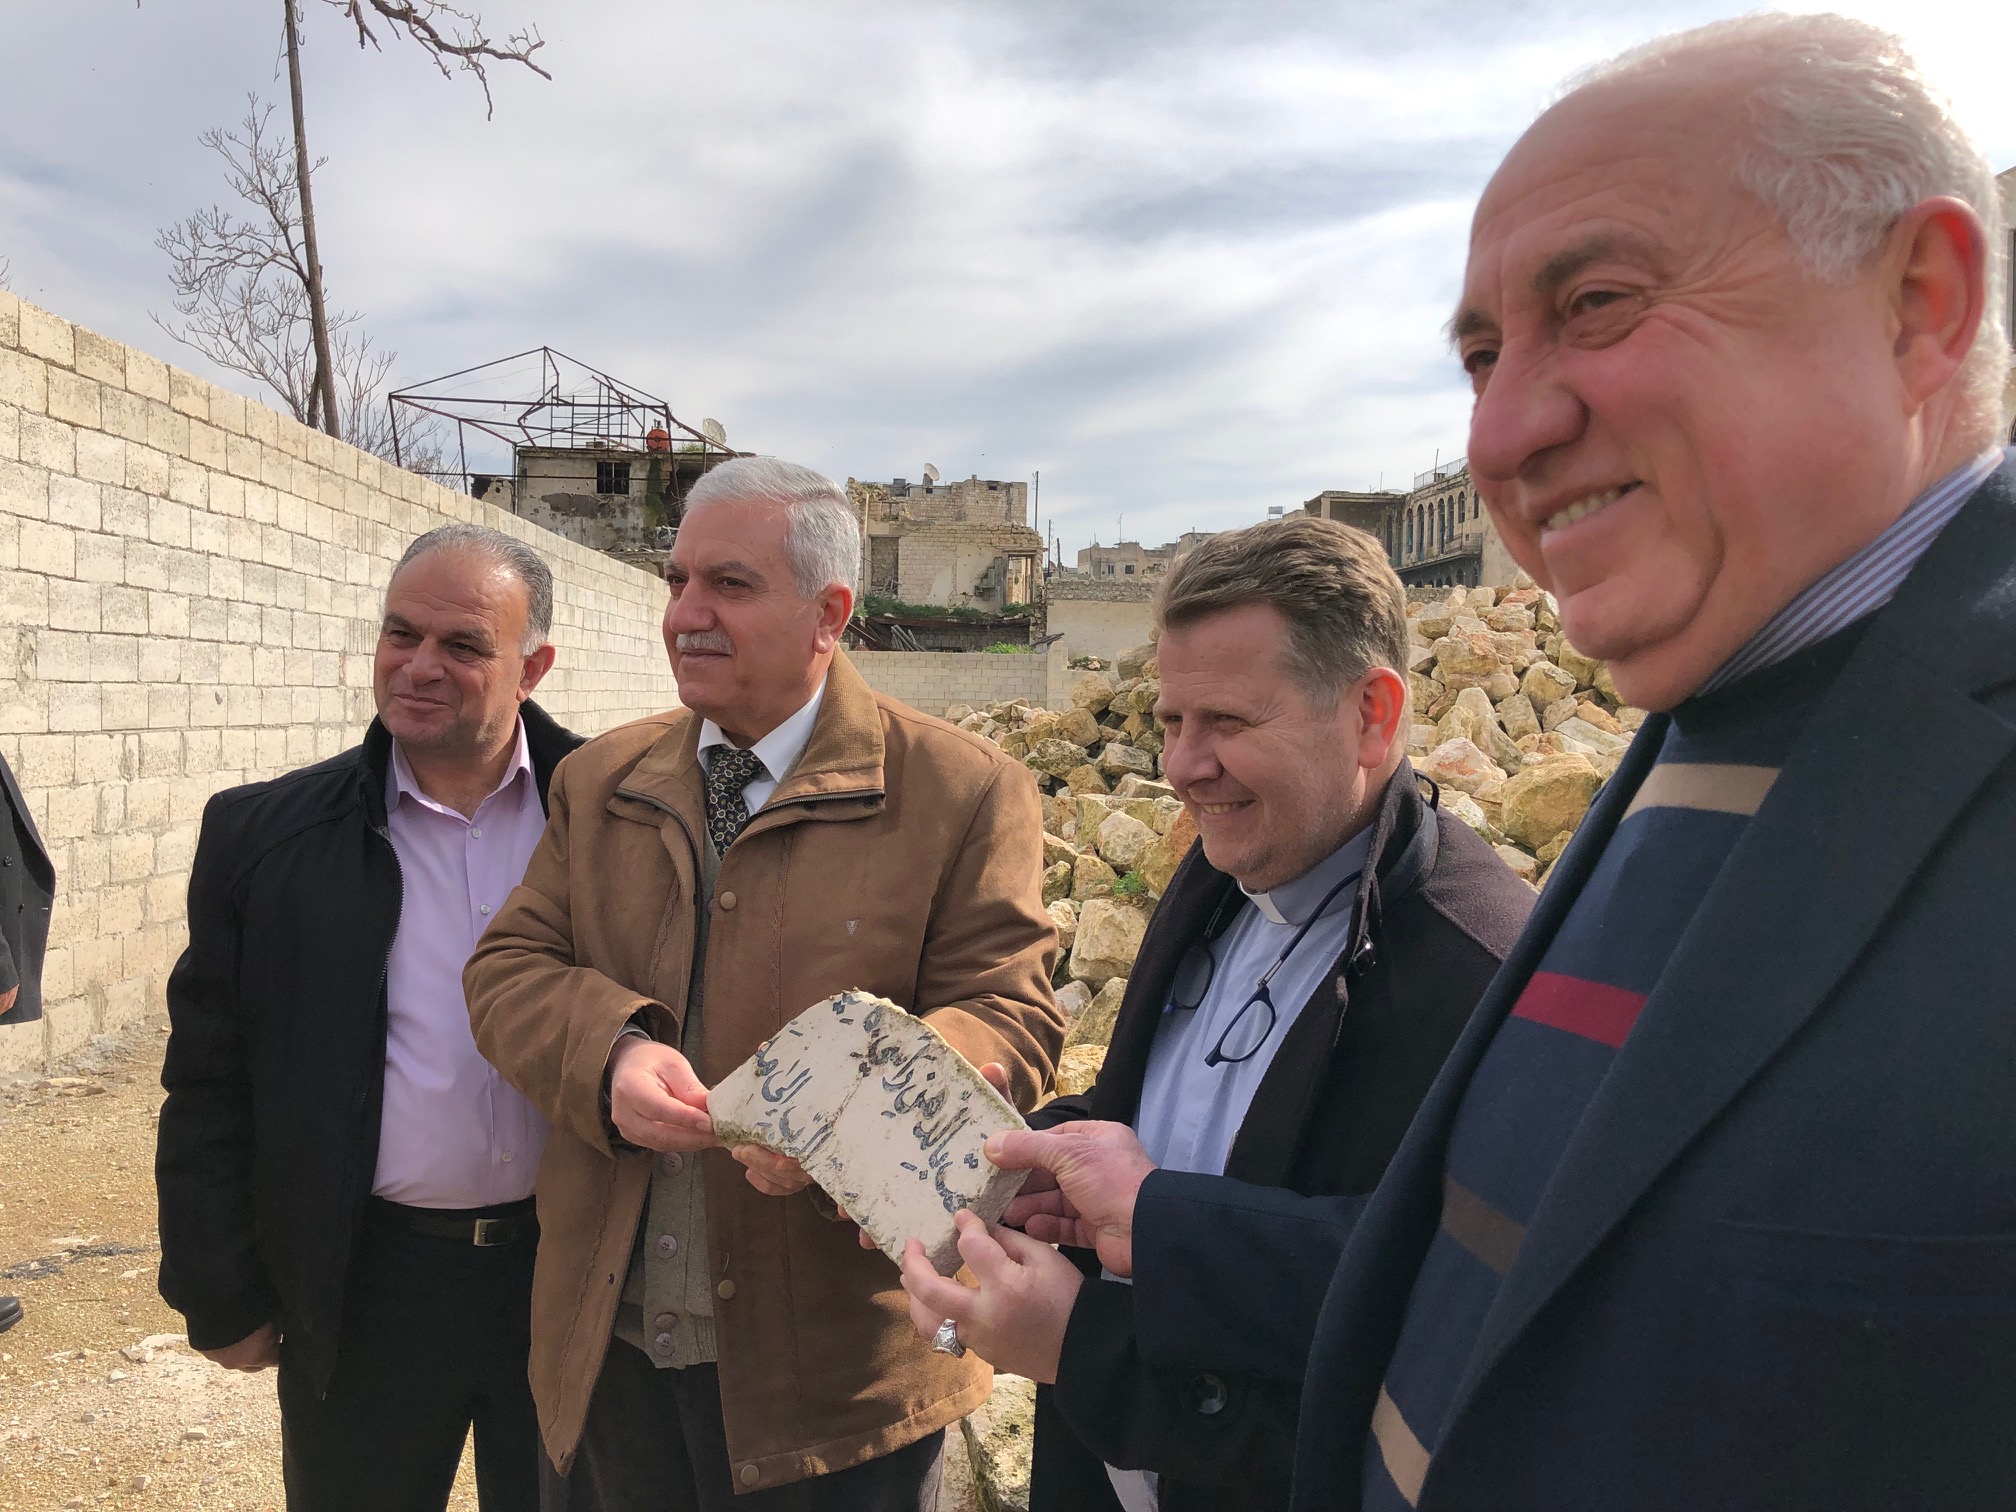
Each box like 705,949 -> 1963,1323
46,368 -> 102,429
19,518 -> 76,577
45,581 -> 99,634
19,305 -> 75,367
74,430 -> 125,485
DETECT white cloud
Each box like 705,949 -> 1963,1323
1,0 -> 2010,564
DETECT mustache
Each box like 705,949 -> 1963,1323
676,630 -> 735,655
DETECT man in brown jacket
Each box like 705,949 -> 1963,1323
467,457 -> 1064,1510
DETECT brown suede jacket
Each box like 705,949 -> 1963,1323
466,651 -> 1063,1491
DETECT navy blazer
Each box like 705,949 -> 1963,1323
1134,457 -> 2016,1510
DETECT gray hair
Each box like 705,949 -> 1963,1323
389,523 -> 555,655
1572,14 -> 2011,429
683,457 -> 861,599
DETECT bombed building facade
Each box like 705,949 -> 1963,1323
851,472 -> 1044,611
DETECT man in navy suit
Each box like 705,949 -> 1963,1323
982,13 -> 2016,1510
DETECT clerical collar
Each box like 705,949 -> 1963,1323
1239,824 -> 1374,927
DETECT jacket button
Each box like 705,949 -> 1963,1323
655,1234 -> 679,1259
653,1331 -> 676,1356
718,891 -> 738,911
659,1151 -> 684,1175
716,1279 -> 736,1300
1183,1373 -> 1228,1416
739,1464 -> 760,1486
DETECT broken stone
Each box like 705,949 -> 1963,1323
1025,739 -> 1084,778
1110,775 -> 1175,802
1072,852 -> 1118,902
1049,1043 -> 1107,1101
1520,661 -> 1577,710
1423,738 -> 1506,797
1069,900 -> 1146,988
1094,742 -> 1155,779
710,991 -> 1030,1274
1499,754 -> 1604,850
1056,708 -> 1102,747
962,1373 -> 1036,1512
1496,693 -> 1541,742
1053,979 -> 1093,1029
1556,639 -> 1602,689
1046,900 -> 1078,954
1063,764 -> 1110,796
1040,861 -> 1073,907
1064,976 -> 1129,1049
1540,694 -> 1581,732
1069,671 -> 1118,714
1117,642 -> 1158,680
1095,811 -> 1156,872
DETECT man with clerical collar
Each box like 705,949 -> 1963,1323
944,15 -> 2016,1510
898,515 -> 1536,1512
467,456 -> 1064,1510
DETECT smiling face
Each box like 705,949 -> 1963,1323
663,498 -> 853,745
375,549 -> 546,764
1155,601 -> 1404,893
1454,66 -> 1939,710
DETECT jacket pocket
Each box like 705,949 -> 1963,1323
1704,1221 -> 2016,1511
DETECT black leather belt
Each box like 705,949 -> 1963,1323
365,1197 -> 538,1248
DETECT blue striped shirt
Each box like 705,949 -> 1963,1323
1699,447 -> 2007,693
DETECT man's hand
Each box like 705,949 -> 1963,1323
738,1062 -> 1016,1228
899,1210 -> 1084,1385
608,1038 -> 717,1154
201,1321 -> 280,1373
989,1121 -> 1156,1278
0,986 -> 16,1016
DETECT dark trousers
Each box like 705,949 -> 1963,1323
543,1337 -> 944,1512
277,1199 -> 542,1512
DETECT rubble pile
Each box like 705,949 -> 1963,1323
1400,582 -> 1645,885
942,643 -> 1179,1095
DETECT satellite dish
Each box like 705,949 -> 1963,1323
701,418 -> 728,447
922,463 -> 941,484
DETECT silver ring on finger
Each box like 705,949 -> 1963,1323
931,1318 -> 966,1358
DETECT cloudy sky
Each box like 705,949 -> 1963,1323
2,1 -> 2011,564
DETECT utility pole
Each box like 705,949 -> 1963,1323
283,0 -> 341,437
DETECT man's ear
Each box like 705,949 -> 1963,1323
1353,666 -> 1410,772
811,584 -> 855,654
1886,195 -> 1988,411
518,642 -> 557,698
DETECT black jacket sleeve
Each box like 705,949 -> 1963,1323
1052,1278 -> 1302,1504
0,932 -> 18,1000
155,796 -> 281,1350
1027,1089 -> 1093,1130
1130,1169 -> 1362,1379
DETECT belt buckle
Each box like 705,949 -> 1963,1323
472,1218 -> 502,1248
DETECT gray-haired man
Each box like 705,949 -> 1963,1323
467,457 -> 1065,1510
158,524 -> 582,1512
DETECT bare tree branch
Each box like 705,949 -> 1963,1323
152,97 -> 430,468
323,1 -> 547,117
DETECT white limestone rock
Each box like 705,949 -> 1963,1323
710,991 -> 1030,1275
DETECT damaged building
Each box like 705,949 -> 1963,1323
388,348 -> 740,571
850,470 -> 1044,611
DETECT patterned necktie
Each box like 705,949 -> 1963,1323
703,746 -> 768,853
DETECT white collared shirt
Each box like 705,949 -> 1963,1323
1133,824 -> 1375,1179
696,678 -> 828,818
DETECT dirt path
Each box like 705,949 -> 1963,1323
0,1022 -> 982,1512
0,1021 -> 480,1512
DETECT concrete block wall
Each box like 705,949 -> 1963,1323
0,292 -> 681,1074
851,645 -> 1068,720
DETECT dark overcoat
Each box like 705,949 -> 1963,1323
0,751 -> 56,1027
1131,456 -> 2016,1511
1031,761 -> 1534,1512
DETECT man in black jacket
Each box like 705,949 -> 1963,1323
156,524 -> 583,1512
1,747 -> 57,1335
899,517 -> 1533,1511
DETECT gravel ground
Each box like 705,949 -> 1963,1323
0,1020 -> 479,1512
0,1020 -> 982,1512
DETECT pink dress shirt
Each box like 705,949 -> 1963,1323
372,720 -> 551,1209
